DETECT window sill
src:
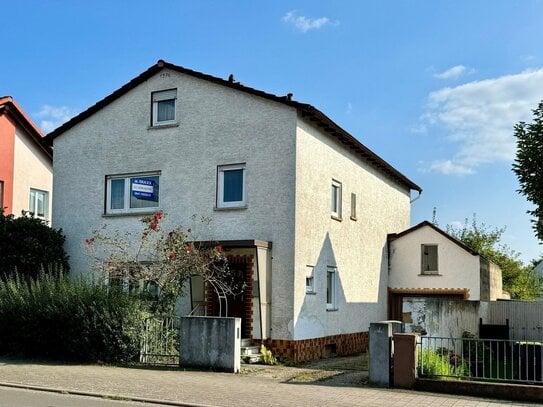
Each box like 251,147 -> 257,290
326,307 -> 339,312
306,291 -> 317,295
331,215 -> 343,222
148,122 -> 179,130
103,211 -> 159,218
419,273 -> 442,276
214,205 -> 248,211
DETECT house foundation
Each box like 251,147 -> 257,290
259,331 -> 369,363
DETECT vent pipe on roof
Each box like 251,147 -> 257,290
228,74 -> 235,83
286,93 -> 293,101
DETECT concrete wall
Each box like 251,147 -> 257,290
403,297 -> 543,341
389,225 -> 481,300
180,317 -> 241,372
488,261 -> 506,300
12,124 -> 53,221
402,298 -> 481,338
292,118 -> 411,340
53,67 -> 297,339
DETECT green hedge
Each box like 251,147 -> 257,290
0,273 -> 147,363
0,211 -> 69,279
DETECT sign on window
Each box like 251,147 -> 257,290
131,178 -> 158,201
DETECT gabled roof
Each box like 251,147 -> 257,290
45,60 -> 421,192
0,96 -> 52,159
388,220 -> 479,256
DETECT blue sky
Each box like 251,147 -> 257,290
3,1 -> 543,262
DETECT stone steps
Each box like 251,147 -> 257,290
241,339 -> 262,364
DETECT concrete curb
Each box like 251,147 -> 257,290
0,381 -> 218,407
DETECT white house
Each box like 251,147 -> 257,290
387,221 -> 508,320
47,60 -> 421,361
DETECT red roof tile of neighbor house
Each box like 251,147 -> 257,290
0,96 -> 52,159
45,60 -> 421,193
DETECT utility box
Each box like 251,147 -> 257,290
180,316 -> 241,373
369,320 -> 403,387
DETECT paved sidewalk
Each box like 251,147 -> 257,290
0,359 -> 539,407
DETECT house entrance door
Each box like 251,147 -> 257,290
207,255 -> 253,339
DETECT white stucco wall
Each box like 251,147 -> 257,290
52,68 -> 297,339
292,118 -> 411,340
389,225 -> 481,300
12,125 -> 53,221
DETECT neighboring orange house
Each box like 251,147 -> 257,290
0,96 -> 52,221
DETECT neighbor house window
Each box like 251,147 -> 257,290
29,189 -> 48,219
326,267 -> 338,309
331,180 -> 342,220
350,192 -> 357,221
306,266 -> 315,294
421,244 -> 438,274
151,89 -> 177,126
0,181 -> 3,210
217,164 -> 246,208
106,172 -> 160,214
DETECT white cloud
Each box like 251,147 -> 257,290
34,105 -> 76,133
424,159 -> 475,176
434,65 -> 474,80
346,102 -> 352,114
282,11 -> 337,33
419,68 -> 543,175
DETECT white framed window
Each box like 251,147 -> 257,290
326,266 -> 338,309
331,179 -> 342,219
106,172 -> 160,214
152,89 -> 177,126
305,266 -> 315,294
421,244 -> 439,274
29,188 -> 49,220
217,164 -> 246,208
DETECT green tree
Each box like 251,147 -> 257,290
446,216 -> 542,300
512,100 -> 543,242
0,210 -> 69,279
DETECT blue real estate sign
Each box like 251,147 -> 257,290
131,178 -> 158,201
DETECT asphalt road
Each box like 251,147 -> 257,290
0,387 -> 166,407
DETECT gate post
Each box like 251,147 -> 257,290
393,333 -> 419,388
369,321 -> 403,387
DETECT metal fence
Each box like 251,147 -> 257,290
418,336 -> 543,385
140,316 -> 181,365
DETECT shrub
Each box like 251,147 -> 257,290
0,273 -> 147,363
259,345 -> 277,365
418,348 -> 470,378
0,211 -> 69,279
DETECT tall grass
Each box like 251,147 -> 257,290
0,273 -> 148,363
418,348 -> 470,378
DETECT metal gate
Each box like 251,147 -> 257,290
140,316 -> 181,365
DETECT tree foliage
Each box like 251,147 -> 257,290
445,216 -> 542,300
0,210 -> 69,279
512,100 -> 543,242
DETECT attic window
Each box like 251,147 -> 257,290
421,244 -> 438,274
151,89 -> 177,126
